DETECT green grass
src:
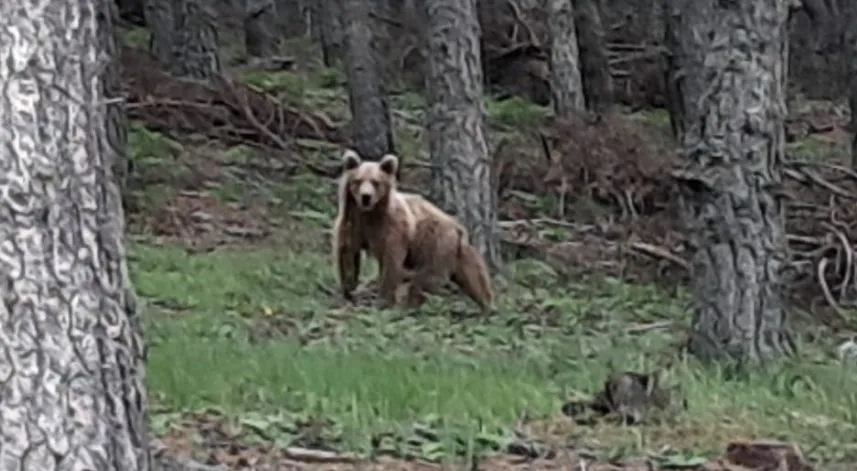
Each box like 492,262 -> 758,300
126,116 -> 857,467
122,32 -> 857,465
133,235 -> 857,464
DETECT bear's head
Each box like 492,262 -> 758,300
341,149 -> 399,211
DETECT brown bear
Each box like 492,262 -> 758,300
400,194 -> 495,313
332,149 -> 494,313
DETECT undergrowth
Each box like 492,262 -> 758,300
122,39 -> 857,466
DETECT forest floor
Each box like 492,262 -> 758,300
119,28 -> 857,470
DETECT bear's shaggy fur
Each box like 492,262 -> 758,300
332,150 -> 415,308
400,194 -> 494,313
332,149 -> 494,312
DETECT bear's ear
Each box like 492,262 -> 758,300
342,150 -> 361,171
379,154 -> 399,176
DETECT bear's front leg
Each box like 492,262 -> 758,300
338,245 -> 361,302
378,243 -> 408,309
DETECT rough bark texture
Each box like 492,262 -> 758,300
661,0 -> 683,141
145,0 -> 176,65
423,0 -> 500,271
672,0 -> 794,364
0,0 -> 149,468
343,0 -> 396,162
315,0 -> 345,66
276,0 -> 307,37
118,0 -> 147,26
574,0 -> 615,112
172,0 -> 222,79
846,1 -> 857,168
102,0 -> 132,200
245,0 -> 279,57
548,0 -> 585,116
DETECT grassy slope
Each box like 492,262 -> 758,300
122,29 -> 857,466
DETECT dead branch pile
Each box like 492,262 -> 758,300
120,46 -> 344,151
497,111 -> 857,326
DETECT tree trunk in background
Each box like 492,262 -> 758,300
172,0 -> 222,78
373,0 -> 398,84
118,0 -> 147,26
145,0 -> 176,65
245,0 -> 279,57
316,0 -> 345,66
846,1 -> 857,168
662,0 -> 684,141
574,0 -> 614,113
424,0 -> 500,271
672,0 -> 794,365
0,0 -> 149,467
343,0 -> 396,162
548,0 -> 585,116
276,0 -> 307,37
102,0 -> 134,207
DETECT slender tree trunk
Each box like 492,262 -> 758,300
172,0 -> 222,78
343,0 -> 396,161
102,0 -> 134,207
0,0 -> 149,467
662,0 -> 684,141
145,0 -> 176,65
276,0 -> 307,37
316,0 -> 345,66
118,0 -> 147,26
424,0 -> 500,271
548,0 -> 585,116
672,0 -> 794,365
574,0 -> 614,113
845,1 -> 857,168
245,0 -> 279,57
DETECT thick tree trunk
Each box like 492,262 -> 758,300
574,0 -> 614,113
672,0 -> 794,364
172,0 -> 222,79
548,0 -> 585,116
423,0 -> 500,271
0,0 -> 149,467
316,0 -> 345,66
343,0 -> 395,161
145,0 -> 176,65
245,0 -> 279,57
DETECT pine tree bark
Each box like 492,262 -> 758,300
145,0 -> 176,65
574,0 -> 614,112
276,0 -> 307,38
423,0 -> 500,271
343,0 -> 395,161
118,0 -> 147,26
548,0 -> 585,116
315,0 -> 345,66
672,0 -> 794,364
245,0 -> 279,57
0,0 -> 149,468
845,1 -> 857,168
102,0 -> 132,199
662,0 -> 684,141
172,0 -> 222,79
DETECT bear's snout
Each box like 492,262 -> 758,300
360,193 -> 372,207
